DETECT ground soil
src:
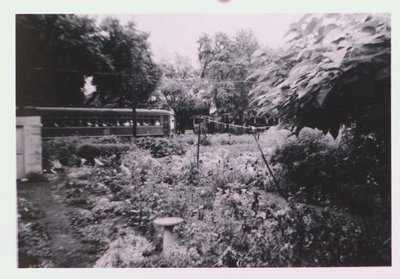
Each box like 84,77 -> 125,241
17,175 -> 102,268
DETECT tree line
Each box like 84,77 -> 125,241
16,13 -> 390,140
16,14 -> 263,133
16,15 -> 160,108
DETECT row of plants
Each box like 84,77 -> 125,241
42,135 -> 189,168
54,129 -> 389,267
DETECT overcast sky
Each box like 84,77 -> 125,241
95,14 -> 304,66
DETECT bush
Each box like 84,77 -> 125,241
77,143 -> 131,164
271,127 -> 390,216
269,127 -> 391,265
43,137 -> 131,167
134,137 -> 187,158
179,188 -> 376,267
270,129 -> 338,206
43,138 -> 80,167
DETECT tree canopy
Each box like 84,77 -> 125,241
87,17 -> 160,108
16,15 -> 160,108
157,54 -> 209,133
198,30 -> 259,120
248,14 -> 390,138
16,14 -> 108,107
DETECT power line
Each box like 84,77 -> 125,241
28,66 -> 264,85
199,116 -> 271,130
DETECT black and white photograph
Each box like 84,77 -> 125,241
0,0 -> 398,277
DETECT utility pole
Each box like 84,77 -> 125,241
197,121 -> 201,166
130,53 -> 137,138
132,92 -> 137,138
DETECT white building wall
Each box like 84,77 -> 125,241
16,116 -> 42,179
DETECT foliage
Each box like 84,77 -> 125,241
271,127 -> 389,216
134,137 -> 187,158
43,137 -> 80,167
249,13 -> 391,138
16,15 -> 110,107
182,191 -> 380,267
43,137 -> 131,167
198,30 -> 260,120
94,233 -> 152,267
270,129 -> 338,205
18,198 -> 53,267
87,17 -> 161,108
157,54 -> 209,134
270,128 -> 390,264
16,15 -> 160,109
76,143 -> 131,164
30,131 -> 391,267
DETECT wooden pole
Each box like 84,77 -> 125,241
132,95 -> 137,138
252,132 -> 278,188
197,121 -> 201,166
130,57 -> 137,138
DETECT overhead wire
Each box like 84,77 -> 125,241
198,116 -> 271,130
27,66 -> 265,85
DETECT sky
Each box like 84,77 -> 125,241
95,14 -> 304,66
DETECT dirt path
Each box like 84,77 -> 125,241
17,176 -> 100,267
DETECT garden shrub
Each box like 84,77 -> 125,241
86,135 -> 127,144
178,188 -> 377,267
269,127 -> 391,265
77,143 -> 131,164
43,137 -> 131,167
43,137 -> 80,167
270,129 -> 338,206
270,127 -> 390,216
134,137 -> 187,158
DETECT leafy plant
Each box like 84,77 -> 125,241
249,13 -> 390,138
42,137 -> 80,167
77,143 -> 131,164
134,137 -> 187,158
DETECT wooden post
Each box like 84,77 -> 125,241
197,121 -> 201,166
252,132 -> 278,188
132,95 -> 137,138
130,54 -> 137,138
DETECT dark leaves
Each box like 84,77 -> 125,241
249,13 -> 390,135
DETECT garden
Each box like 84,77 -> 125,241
15,12 -> 391,269
18,125 -> 391,267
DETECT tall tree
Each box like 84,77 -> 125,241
16,14 -> 109,107
198,30 -> 259,122
87,17 -> 160,108
158,54 -> 209,133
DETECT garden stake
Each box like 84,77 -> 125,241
252,130 -> 279,189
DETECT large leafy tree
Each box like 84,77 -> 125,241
198,30 -> 259,121
158,54 -> 209,133
249,13 -> 391,231
87,17 -> 160,108
248,13 -> 390,139
16,14 -> 109,107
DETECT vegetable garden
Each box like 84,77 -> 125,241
18,127 -> 390,267
15,12 -> 391,268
